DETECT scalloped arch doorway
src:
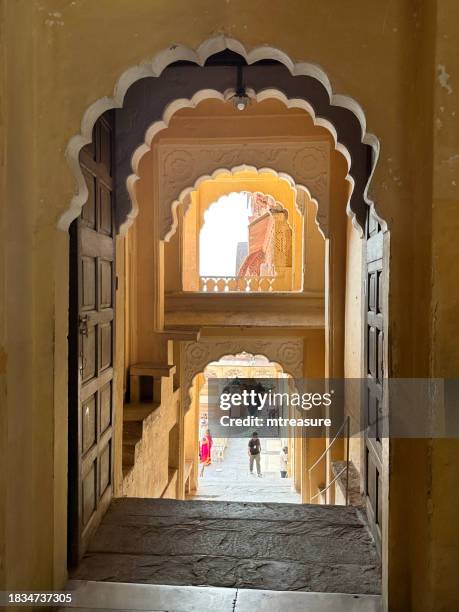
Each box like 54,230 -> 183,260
66,40 -> 387,571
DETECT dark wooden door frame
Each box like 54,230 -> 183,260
362,209 -> 385,552
68,111 -> 116,567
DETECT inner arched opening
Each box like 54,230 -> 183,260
127,94 -> 355,502
183,178 -> 303,292
184,352 -> 301,504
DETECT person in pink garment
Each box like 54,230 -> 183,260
199,430 -> 213,476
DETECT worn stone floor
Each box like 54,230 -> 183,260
63,580 -> 383,611
193,437 -> 301,504
73,498 -> 381,595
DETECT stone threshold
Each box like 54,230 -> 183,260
64,580 -> 382,612
72,498 -> 381,595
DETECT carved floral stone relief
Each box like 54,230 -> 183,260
181,337 -> 304,410
157,141 -> 330,239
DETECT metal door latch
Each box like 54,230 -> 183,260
79,314 -> 89,336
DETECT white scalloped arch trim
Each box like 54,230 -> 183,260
60,35 -> 380,234
125,87 -> 353,239
158,165 -> 322,242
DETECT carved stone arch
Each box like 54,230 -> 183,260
151,142 -> 331,240
172,165 -> 321,243
181,337 -> 303,411
126,86 -> 372,234
59,35 -> 381,237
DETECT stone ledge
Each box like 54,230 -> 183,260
331,461 -> 364,507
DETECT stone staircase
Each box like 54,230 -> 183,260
122,362 -> 175,477
73,498 -> 381,596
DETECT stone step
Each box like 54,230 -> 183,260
104,497 -> 366,524
130,362 -> 176,378
73,498 -> 381,595
122,402 -> 160,472
159,328 -> 201,341
64,580 -> 382,611
122,421 -> 142,443
122,443 -> 138,467
123,402 -> 160,422
122,465 -> 133,479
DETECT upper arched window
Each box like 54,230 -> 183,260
181,173 -> 304,292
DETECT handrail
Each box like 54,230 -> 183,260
310,466 -> 348,502
308,415 -> 350,505
308,415 -> 349,473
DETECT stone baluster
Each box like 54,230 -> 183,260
227,277 -> 238,292
216,278 -> 226,292
259,277 -> 269,292
199,275 -> 277,292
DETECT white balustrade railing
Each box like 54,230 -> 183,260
200,275 -> 276,292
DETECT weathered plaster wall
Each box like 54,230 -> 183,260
427,3 -> 459,609
1,2 -> 458,611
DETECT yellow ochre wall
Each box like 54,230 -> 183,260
1,2 -> 458,611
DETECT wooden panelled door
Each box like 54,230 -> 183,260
363,209 -> 384,552
68,112 -> 116,566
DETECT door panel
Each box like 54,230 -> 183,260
68,112 -> 116,567
363,210 -> 384,552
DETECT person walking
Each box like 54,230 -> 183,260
248,432 -> 262,477
199,433 -> 212,477
279,445 -> 288,478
